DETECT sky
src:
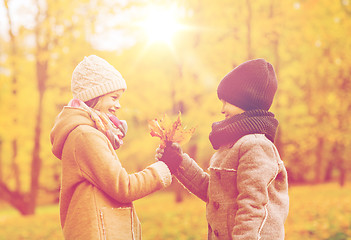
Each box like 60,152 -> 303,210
0,0 -> 189,52
0,0 -> 37,41
0,0 -> 132,50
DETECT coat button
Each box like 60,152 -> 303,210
214,229 -> 219,237
215,171 -> 221,179
213,201 -> 220,210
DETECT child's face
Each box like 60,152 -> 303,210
221,100 -> 244,119
94,90 -> 124,115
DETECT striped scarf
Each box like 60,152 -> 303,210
209,109 -> 278,150
68,99 -> 127,150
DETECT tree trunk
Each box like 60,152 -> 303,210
27,91 -> 44,214
333,142 -> 346,187
0,0 -> 30,214
0,183 -> 32,215
27,51 -> 48,214
0,138 -> 2,181
4,0 -> 21,192
339,168 -> 346,187
324,159 -> 334,182
0,0 -> 48,215
11,140 -> 20,191
314,137 -> 324,183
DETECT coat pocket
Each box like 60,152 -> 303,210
100,207 -> 137,240
209,168 -> 238,198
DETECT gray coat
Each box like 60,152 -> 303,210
175,134 -> 289,240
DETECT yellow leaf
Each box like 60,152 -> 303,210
148,119 -> 164,139
172,126 -> 195,146
148,112 -> 195,147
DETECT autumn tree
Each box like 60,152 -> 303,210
0,0 -> 108,215
1,0 -> 351,215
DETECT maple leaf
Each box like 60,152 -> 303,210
148,112 -> 195,147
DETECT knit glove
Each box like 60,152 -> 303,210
159,142 -> 183,174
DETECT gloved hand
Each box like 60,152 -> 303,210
157,142 -> 183,174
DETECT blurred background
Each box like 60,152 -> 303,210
0,0 -> 351,239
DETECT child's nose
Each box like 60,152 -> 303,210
221,105 -> 225,114
114,101 -> 121,109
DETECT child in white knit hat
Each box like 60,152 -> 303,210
157,59 -> 289,240
50,55 -> 172,240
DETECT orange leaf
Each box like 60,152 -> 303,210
148,112 -> 195,146
148,119 -> 164,139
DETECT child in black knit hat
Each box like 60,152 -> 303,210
156,59 -> 289,240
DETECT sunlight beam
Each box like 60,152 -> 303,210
141,5 -> 184,45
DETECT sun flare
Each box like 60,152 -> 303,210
141,5 -> 183,45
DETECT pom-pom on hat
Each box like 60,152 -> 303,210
71,55 -> 127,102
217,58 -> 277,111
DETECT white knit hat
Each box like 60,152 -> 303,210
71,55 -> 127,102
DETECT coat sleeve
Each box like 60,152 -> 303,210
231,136 -> 279,240
73,128 -> 172,203
174,153 -> 209,202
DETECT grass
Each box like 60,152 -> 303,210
0,183 -> 350,240
0,204 -> 63,240
285,183 -> 351,240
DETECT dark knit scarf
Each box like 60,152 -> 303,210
209,109 -> 278,150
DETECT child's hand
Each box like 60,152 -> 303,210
156,142 -> 182,160
156,142 -> 183,174
155,145 -> 165,161
167,142 -> 183,154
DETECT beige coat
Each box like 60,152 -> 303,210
175,134 -> 289,240
50,107 -> 172,240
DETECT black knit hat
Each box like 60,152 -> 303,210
217,59 -> 277,111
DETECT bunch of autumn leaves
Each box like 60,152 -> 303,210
148,113 -> 195,147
